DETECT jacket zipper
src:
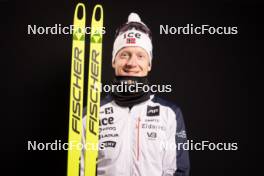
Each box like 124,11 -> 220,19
128,108 -> 133,175
136,117 -> 141,161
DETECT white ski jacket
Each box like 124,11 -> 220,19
80,94 -> 190,176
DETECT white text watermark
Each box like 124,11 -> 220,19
160,24 -> 238,35
27,24 -> 106,35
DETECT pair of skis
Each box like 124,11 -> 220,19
67,3 -> 103,176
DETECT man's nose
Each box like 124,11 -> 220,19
126,54 -> 137,67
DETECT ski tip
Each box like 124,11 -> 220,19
75,3 -> 86,21
92,4 -> 103,22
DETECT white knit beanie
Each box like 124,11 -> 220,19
112,13 -> 153,65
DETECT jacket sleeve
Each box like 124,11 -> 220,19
162,107 -> 177,176
174,107 -> 190,176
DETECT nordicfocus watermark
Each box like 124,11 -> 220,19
99,83 -> 172,93
88,82 -> 172,93
27,140 -> 105,151
160,24 -> 238,35
161,140 -> 238,151
27,24 -> 106,35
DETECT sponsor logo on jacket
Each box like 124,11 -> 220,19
176,130 -> 186,138
147,106 -> 160,116
102,141 -> 116,148
99,133 -> 119,139
147,132 -> 157,140
99,117 -> 114,126
142,123 -> 166,131
105,107 -> 113,114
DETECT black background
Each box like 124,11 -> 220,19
3,0 -> 257,175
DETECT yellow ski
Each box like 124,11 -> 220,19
85,4 -> 104,176
67,3 -> 86,176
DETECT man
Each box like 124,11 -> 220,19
81,13 -> 190,176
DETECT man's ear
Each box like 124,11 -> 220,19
148,64 -> 151,72
148,58 -> 152,71
112,60 -> 116,69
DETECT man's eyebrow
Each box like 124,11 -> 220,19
137,51 -> 147,55
121,50 -> 129,53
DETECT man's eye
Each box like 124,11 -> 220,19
121,53 -> 129,58
138,55 -> 144,59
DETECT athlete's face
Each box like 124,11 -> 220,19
112,46 -> 151,77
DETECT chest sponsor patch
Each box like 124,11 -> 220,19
147,106 -> 160,116
142,123 -> 166,131
147,131 -> 157,140
145,118 -> 159,123
99,116 -> 114,126
102,141 -> 116,148
99,126 -> 116,132
99,133 -> 119,139
105,107 -> 113,114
